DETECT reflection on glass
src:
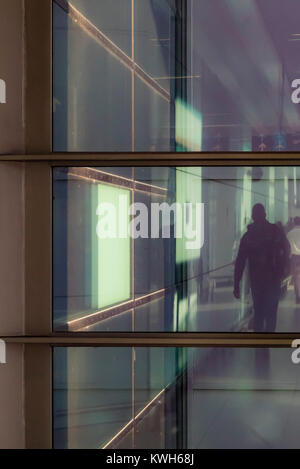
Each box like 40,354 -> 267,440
53,348 -> 133,449
69,0 -> 132,55
134,0 -> 174,95
53,347 -> 300,449
54,166 -> 300,333
53,0 -> 300,151
53,1 -> 132,151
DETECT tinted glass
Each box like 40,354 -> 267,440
53,347 -> 300,449
53,165 -> 300,333
53,0 -> 300,152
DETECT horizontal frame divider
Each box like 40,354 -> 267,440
1,153 -> 300,164
2,333 -> 300,347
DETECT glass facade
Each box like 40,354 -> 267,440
53,346 -> 300,449
5,0 -> 300,452
49,0 -> 300,451
53,0 -> 300,152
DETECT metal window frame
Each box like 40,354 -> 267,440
2,0 -> 300,449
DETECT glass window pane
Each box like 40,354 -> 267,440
69,0 -> 132,55
53,0 -> 300,152
134,0 -> 174,95
53,347 -> 300,449
134,75 -> 171,151
53,1 -> 132,152
54,165 -> 300,333
53,347 -> 133,449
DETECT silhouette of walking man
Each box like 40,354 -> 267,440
234,203 -> 290,332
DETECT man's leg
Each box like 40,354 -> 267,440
265,286 -> 280,332
252,287 -> 264,332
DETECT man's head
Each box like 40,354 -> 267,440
252,203 -> 266,223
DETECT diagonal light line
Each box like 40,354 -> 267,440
54,0 -> 170,102
101,387 -> 166,449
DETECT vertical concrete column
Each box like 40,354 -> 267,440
0,162 -> 25,448
0,0 -> 25,448
0,0 -> 25,155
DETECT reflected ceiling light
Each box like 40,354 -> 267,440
67,167 -> 168,197
67,289 -> 166,330
102,387 -> 166,449
64,1 -> 170,102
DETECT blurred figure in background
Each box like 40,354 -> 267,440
234,204 -> 290,332
287,216 -> 300,304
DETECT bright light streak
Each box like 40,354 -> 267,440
175,98 -> 202,151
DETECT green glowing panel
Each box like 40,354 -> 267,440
92,184 -> 131,309
175,98 -> 202,151
91,184 -> 99,310
176,167 -> 203,264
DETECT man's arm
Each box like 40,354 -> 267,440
234,235 -> 247,299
